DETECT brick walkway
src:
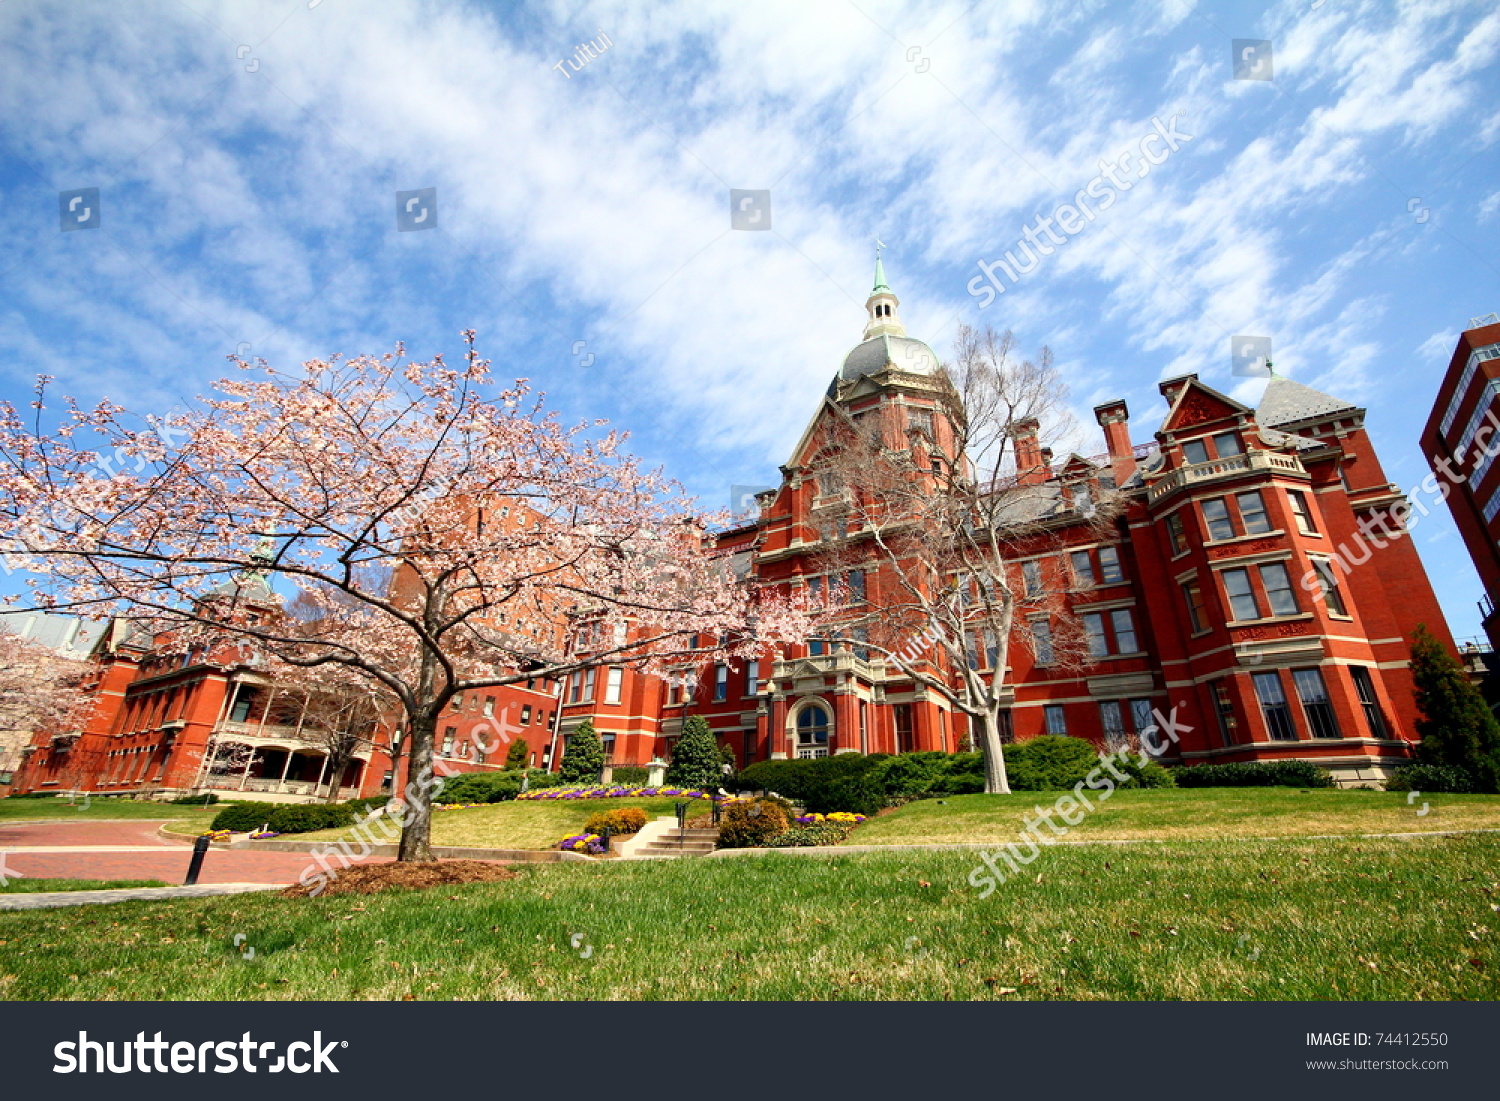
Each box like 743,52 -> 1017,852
0,819 -> 391,887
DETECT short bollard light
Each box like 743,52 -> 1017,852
183,834 -> 211,886
601,826 -> 613,853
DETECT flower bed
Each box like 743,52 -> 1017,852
201,829 -> 232,843
248,830 -> 280,840
558,832 -> 606,855
517,785 -> 715,802
795,812 -> 867,825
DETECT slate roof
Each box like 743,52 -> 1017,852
839,333 -> 941,381
1257,374 -> 1359,428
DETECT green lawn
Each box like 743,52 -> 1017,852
0,796 -> 218,829
294,796 -> 696,850
0,834 -> 1494,1000
0,879 -> 170,894
849,788 -> 1500,845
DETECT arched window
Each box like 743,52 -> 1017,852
796,705 -> 830,758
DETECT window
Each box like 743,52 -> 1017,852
745,660 -> 759,697
1293,668 -> 1340,739
1099,701 -> 1127,747
1485,484 -> 1500,523
1253,672 -> 1298,741
1236,491 -> 1272,535
1222,568 -> 1262,621
808,575 -> 824,603
1044,705 -> 1068,735
1110,608 -> 1139,652
1288,490 -> 1317,534
1201,498 -> 1236,540
713,664 -> 728,702
997,709 -> 1015,744
229,689 -> 255,724
910,408 -> 934,435
796,706 -> 831,758
1022,560 -> 1043,597
441,726 -> 457,757
1311,557 -> 1348,616
1211,681 -> 1237,746
894,704 -> 914,753
847,570 -> 867,602
567,673 -> 581,705
601,733 -> 616,763
1098,546 -> 1124,583
520,705 -> 532,725
1166,512 -> 1189,555
852,625 -> 871,660
808,638 -> 825,657
1129,699 -> 1155,745
1071,549 -> 1095,586
1030,619 -> 1054,664
1349,666 -> 1389,737
537,709 -> 549,728
605,667 -> 624,705
1083,613 -> 1109,658
1183,580 -> 1209,633
859,700 -> 869,753
483,695 -> 496,717
1212,432 -> 1242,457
582,667 -> 596,701
1182,439 -> 1209,465
1259,562 -> 1299,616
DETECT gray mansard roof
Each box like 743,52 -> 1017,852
1257,375 -> 1360,428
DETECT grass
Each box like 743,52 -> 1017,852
0,796 -> 218,829
0,879 -> 170,894
0,834 -> 1494,1000
849,788 -> 1500,845
293,796 -> 696,850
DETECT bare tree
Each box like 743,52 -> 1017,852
808,325 -> 1121,794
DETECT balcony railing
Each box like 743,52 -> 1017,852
200,777 -> 360,799
211,720 -> 372,757
1147,450 -> 1306,504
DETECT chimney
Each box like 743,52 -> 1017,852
1011,418 -> 1047,485
1094,399 -> 1133,485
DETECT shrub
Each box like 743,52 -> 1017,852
738,753 -> 891,812
1385,763 -> 1475,794
169,793 -> 219,805
665,715 -> 724,791
558,721 -> 606,783
942,753 -> 987,794
1115,759 -> 1178,789
765,823 -> 850,847
1003,736 -> 1101,791
716,798 -> 789,848
610,766 -> 649,786
210,802 -> 284,832
435,770 -> 524,804
584,806 -> 649,836
505,738 -> 530,770
264,803 -> 356,834
526,768 -> 567,789
1173,760 -> 1335,788
343,795 -> 396,816
868,752 -> 952,799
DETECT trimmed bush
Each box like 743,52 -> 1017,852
169,793 -> 219,805
264,803 -> 356,834
526,769 -> 567,789
435,770 -> 524,804
210,802 -> 283,832
1174,760 -> 1335,789
558,721 -> 606,783
1385,763 -> 1475,794
610,766 -> 649,786
716,798 -> 789,848
1115,759 -> 1178,789
765,823 -> 851,847
343,795 -> 394,816
1004,735 -> 1101,791
584,806 -> 648,836
666,715 -> 724,791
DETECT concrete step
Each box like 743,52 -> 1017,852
637,841 -> 716,852
633,847 -> 712,858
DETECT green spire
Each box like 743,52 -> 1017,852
872,245 -> 891,295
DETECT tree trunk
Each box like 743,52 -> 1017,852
978,709 -> 1012,795
397,709 -> 437,862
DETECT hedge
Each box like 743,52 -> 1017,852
609,766 -> 650,786
211,800 -> 357,834
1173,760 -> 1335,788
1384,763 -> 1475,794
435,770 -> 525,804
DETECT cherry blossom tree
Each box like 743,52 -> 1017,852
0,630 -> 96,780
806,326 -> 1120,794
0,333 -> 806,858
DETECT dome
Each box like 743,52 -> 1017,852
840,333 -> 941,381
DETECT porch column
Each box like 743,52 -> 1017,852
315,754 -> 330,793
237,747 -> 255,790
278,749 -> 294,785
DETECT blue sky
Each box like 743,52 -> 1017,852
0,0 -> 1497,636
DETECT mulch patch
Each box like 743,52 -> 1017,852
279,860 -> 520,899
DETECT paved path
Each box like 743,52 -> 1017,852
0,819 -> 390,888
0,884 -> 280,911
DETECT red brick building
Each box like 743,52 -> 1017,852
1419,313 -> 1500,650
